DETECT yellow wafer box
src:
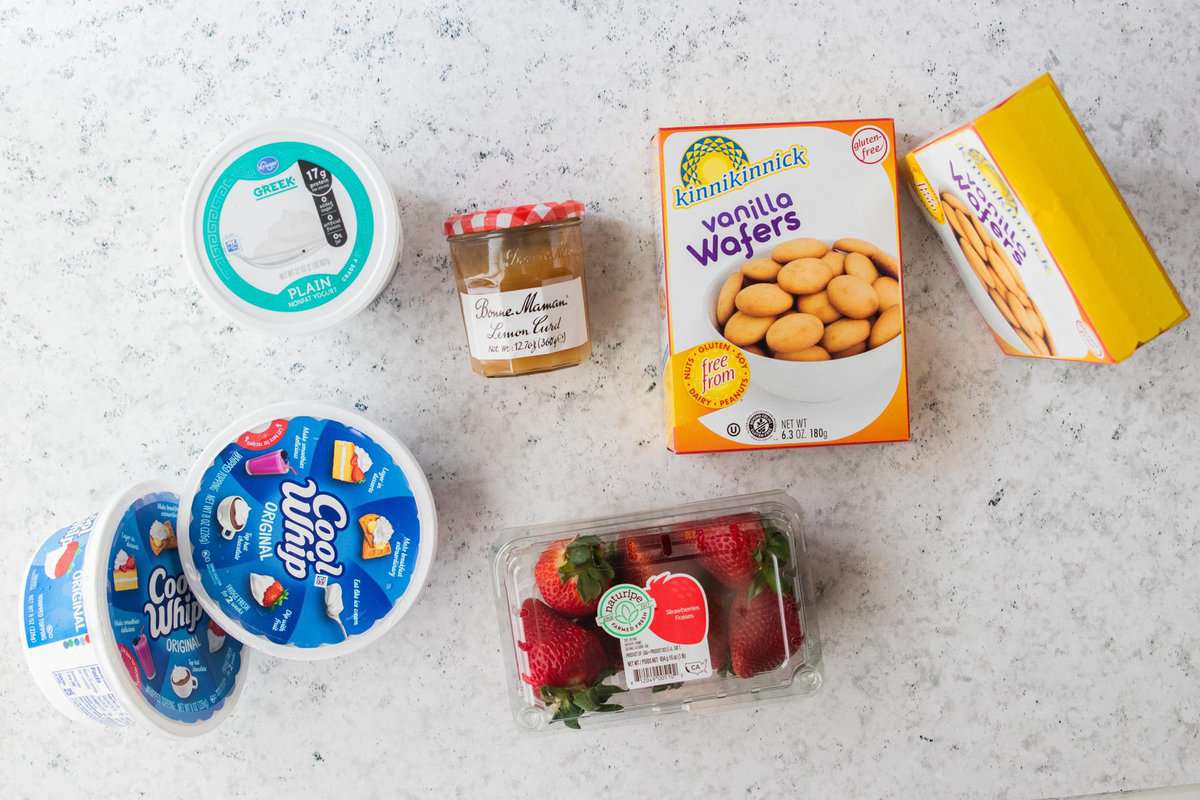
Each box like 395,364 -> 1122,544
904,73 -> 1187,362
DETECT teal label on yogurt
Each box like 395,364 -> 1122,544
186,416 -> 422,649
201,141 -> 375,312
105,491 -> 243,724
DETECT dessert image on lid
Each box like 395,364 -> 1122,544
43,540 -> 79,580
206,620 -> 227,654
249,573 -> 287,609
216,495 -> 250,539
331,439 -> 372,483
358,513 -> 393,560
148,519 -> 177,555
177,403 -> 438,660
112,549 -> 138,592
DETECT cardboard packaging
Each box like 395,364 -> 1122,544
904,74 -> 1187,362
653,120 -> 910,453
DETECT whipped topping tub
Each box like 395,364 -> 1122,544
177,403 -> 437,659
18,481 -> 249,736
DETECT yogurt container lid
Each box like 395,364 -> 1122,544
22,481 -> 250,736
177,403 -> 438,660
181,120 -> 402,334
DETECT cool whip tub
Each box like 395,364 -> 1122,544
178,403 -> 437,660
18,481 -> 249,736
182,120 -> 403,334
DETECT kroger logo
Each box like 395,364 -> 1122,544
673,135 -> 808,209
256,156 -> 280,175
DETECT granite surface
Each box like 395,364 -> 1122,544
2,1 -> 1199,798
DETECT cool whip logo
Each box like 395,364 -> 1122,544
144,567 -> 202,639
673,135 -> 808,209
275,479 -> 347,580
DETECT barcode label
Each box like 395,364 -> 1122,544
631,662 -> 680,685
621,635 -> 711,690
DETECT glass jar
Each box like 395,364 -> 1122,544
444,201 -> 593,377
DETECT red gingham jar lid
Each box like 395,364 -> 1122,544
443,200 -> 584,238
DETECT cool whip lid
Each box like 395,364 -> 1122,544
181,120 -> 402,334
177,403 -> 437,660
19,480 -> 249,736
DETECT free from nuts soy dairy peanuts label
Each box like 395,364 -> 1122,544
654,121 -> 909,453
904,74 -> 1186,362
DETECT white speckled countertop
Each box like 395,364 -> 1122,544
2,2 -> 1199,798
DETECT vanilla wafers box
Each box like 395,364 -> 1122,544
904,73 -> 1187,362
653,120 -> 910,454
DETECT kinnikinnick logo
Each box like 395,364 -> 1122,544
672,135 -> 809,209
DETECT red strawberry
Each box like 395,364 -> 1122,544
617,529 -> 721,591
534,535 -> 615,616
692,514 -> 791,592
708,594 -> 730,673
518,599 -> 622,729
518,599 -> 607,689
691,515 -> 765,588
728,590 -> 804,678
617,531 -> 672,587
589,618 -> 625,673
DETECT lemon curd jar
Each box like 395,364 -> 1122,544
444,201 -> 593,377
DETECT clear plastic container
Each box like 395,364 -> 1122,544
493,490 -> 821,732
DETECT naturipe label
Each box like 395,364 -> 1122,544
596,573 -> 713,690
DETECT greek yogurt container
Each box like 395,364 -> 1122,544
18,481 -> 249,736
181,120 -> 403,334
177,403 -> 437,660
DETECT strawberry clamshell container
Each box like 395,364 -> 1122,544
493,490 -> 822,732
